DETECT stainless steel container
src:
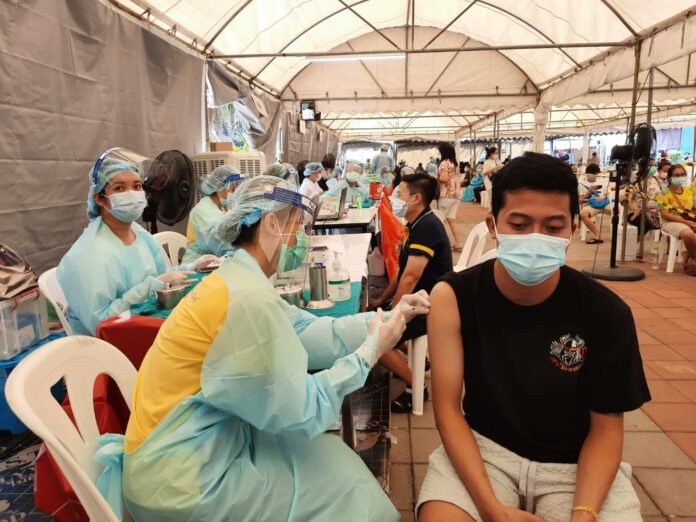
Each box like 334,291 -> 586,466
306,265 -> 334,310
277,285 -> 304,308
155,285 -> 187,310
309,265 -> 328,302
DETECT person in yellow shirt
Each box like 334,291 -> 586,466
94,175 -> 432,521
657,164 -> 696,270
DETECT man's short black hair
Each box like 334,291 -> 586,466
401,172 -> 439,206
585,163 -> 600,174
321,154 -> 336,170
491,152 -> 579,219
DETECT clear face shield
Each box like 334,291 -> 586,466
246,185 -> 315,292
280,164 -> 300,189
90,147 -> 152,222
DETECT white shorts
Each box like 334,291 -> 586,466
662,221 -> 691,238
582,204 -> 611,217
438,198 -> 460,219
416,431 -> 641,522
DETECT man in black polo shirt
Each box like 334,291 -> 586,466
370,172 -> 452,412
418,152 -> 651,522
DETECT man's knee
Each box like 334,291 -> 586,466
419,501 -> 476,522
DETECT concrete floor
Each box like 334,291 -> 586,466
389,201 -> 696,521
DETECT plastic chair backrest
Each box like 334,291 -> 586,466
153,231 -> 187,268
38,268 -> 72,336
457,221 -> 490,268
6,336 -> 137,522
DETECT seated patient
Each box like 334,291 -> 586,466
419,152 -> 651,522
58,150 -> 215,335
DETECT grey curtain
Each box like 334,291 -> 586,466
0,0 -> 204,273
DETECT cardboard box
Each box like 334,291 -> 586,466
210,142 -> 234,152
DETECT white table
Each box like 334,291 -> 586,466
313,207 -> 377,233
310,233 -> 371,282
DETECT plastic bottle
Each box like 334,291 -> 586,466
356,193 -> 363,209
651,247 -> 660,269
327,251 -> 351,302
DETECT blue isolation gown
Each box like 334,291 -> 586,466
57,217 -> 168,335
181,196 -> 230,264
95,248 -> 399,522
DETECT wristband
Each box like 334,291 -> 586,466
571,505 -> 598,520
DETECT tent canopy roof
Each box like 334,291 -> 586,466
115,0 -> 696,139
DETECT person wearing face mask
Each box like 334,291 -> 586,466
93,175 -> 431,521
577,163 -> 610,244
418,152 -> 650,522
321,162 -> 372,207
57,150 -> 215,336
657,159 -> 671,189
624,159 -> 662,233
482,146 -> 502,194
370,144 -> 395,181
182,165 -> 244,264
299,161 -> 324,200
658,164 -> 696,272
370,172 -> 452,412
319,154 -> 336,191
436,142 -> 464,251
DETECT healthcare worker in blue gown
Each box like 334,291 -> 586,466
181,165 -> 245,264
94,175 -> 431,521
321,161 -> 372,207
57,149 -> 218,336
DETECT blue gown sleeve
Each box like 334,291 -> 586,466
280,300 -> 375,370
200,290 -> 371,438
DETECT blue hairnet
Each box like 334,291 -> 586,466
345,160 -> 362,173
305,162 -> 323,175
401,165 -> 415,176
216,175 -> 295,245
333,167 -> 343,178
282,163 -> 298,176
87,158 -> 143,220
263,164 -> 290,178
201,165 -> 239,196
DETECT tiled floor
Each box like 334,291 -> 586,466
389,201 -> 696,521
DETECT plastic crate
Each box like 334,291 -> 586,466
0,289 -> 49,360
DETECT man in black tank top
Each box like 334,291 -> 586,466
418,153 -> 650,522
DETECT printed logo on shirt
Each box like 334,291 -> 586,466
549,334 -> 587,372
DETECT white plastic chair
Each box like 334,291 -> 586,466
432,209 -> 446,224
455,221 -> 490,270
480,190 -> 491,209
6,336 -> 137,522
454,248 -> 497,272
659,230 -> 685,273
406,335 -> 428,416
38,268 -> 72,336
153,231 -> 187,268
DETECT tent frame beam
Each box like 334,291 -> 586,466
213,41 -> 630,60
280,92 -> 537,102
337,0 -> 402,50
422,1 -> 478,49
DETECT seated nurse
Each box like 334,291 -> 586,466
182,165 -> 245,264
95,175 -> 431,522
322,160 -> 372,207
57,149 -> 216,335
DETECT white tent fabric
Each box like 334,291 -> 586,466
114,0 -> 696,141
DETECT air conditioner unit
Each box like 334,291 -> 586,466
191,151 -> 267,200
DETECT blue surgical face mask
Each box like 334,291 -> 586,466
389,195 -> 408,218
277,231 -> 310,273
671,176 -> 688,187
107,190 -> 147,222
494,221 -> 571,286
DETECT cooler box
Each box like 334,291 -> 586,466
616,224 -> 638,261
0,288 -> 49,360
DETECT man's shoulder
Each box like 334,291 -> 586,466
563,265 -> 632,318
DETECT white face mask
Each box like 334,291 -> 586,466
107,190 -> 147,222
